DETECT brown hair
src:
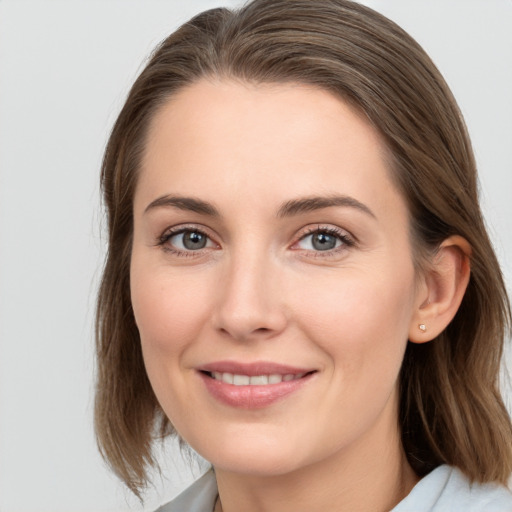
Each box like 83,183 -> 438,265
95,0 -> 512,497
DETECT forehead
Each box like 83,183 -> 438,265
136,79 -> 402,219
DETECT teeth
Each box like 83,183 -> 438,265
233,374 -> 250,385
210,372 -> 306,385
222,372 -> 234,384
250,375 -> 269,385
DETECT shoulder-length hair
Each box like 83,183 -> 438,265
95,0 -> 512,497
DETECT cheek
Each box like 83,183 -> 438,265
129,262 -> 218,427
130,263 -> 214,362
291,264 -> 416,383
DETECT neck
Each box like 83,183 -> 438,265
213,399 -> 418,512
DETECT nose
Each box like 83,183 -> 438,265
211,251 -> 288,342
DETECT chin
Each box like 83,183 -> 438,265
211,452 -> 305,477
187,429 -> 310,477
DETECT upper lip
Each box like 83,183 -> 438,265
198,361 -> 315,376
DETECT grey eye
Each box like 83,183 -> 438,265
170,230 -> 210,250
311,232 -> 338,251
298,231 -> 342,251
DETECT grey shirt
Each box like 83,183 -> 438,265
156,465 -> 512,512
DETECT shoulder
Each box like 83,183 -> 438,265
155,469 -> 218,512
393,465 -> 512,512
155,465 -> 512,512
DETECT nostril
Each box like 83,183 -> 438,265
213,305 -> 288,341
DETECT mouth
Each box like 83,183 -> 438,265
197,362 -> 317,408
204,371 -> 310,386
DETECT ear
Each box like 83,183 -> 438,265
409,235 -> 471,344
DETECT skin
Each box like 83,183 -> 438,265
130,80 -> 470,512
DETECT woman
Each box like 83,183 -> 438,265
94,1 -> 512,510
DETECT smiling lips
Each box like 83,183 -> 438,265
211,372 -> 307,385
198,361 -> 315,409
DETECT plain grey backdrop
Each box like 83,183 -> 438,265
0,1 -> 511,511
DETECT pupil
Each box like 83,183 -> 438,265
312,233 -> 336,251
183,231 -> 206,250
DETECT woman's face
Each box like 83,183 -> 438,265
130,80 -> 425,476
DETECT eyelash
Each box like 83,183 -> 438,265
157,225 -> 214,258
156,225 -> 355,258
292,226 -> 355,258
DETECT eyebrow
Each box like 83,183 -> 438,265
277,195 -> 376,219
144,193 -> 375,219
144,195 -> 220,216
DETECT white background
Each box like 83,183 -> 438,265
0,1 -> 511,511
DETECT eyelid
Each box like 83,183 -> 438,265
156,224 -> 220,255
155,223 -> 355,258
290,224 -> 356,254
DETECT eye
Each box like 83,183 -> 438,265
298,231 -> 340,251
294,226 -> 354,253
158,227 -> 216,254
171,230 -> 209,250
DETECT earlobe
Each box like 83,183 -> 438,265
409,235 -> 471,344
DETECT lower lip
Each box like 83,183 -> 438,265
199,372 -> 314,409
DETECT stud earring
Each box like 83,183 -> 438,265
419,324 -> 426,332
